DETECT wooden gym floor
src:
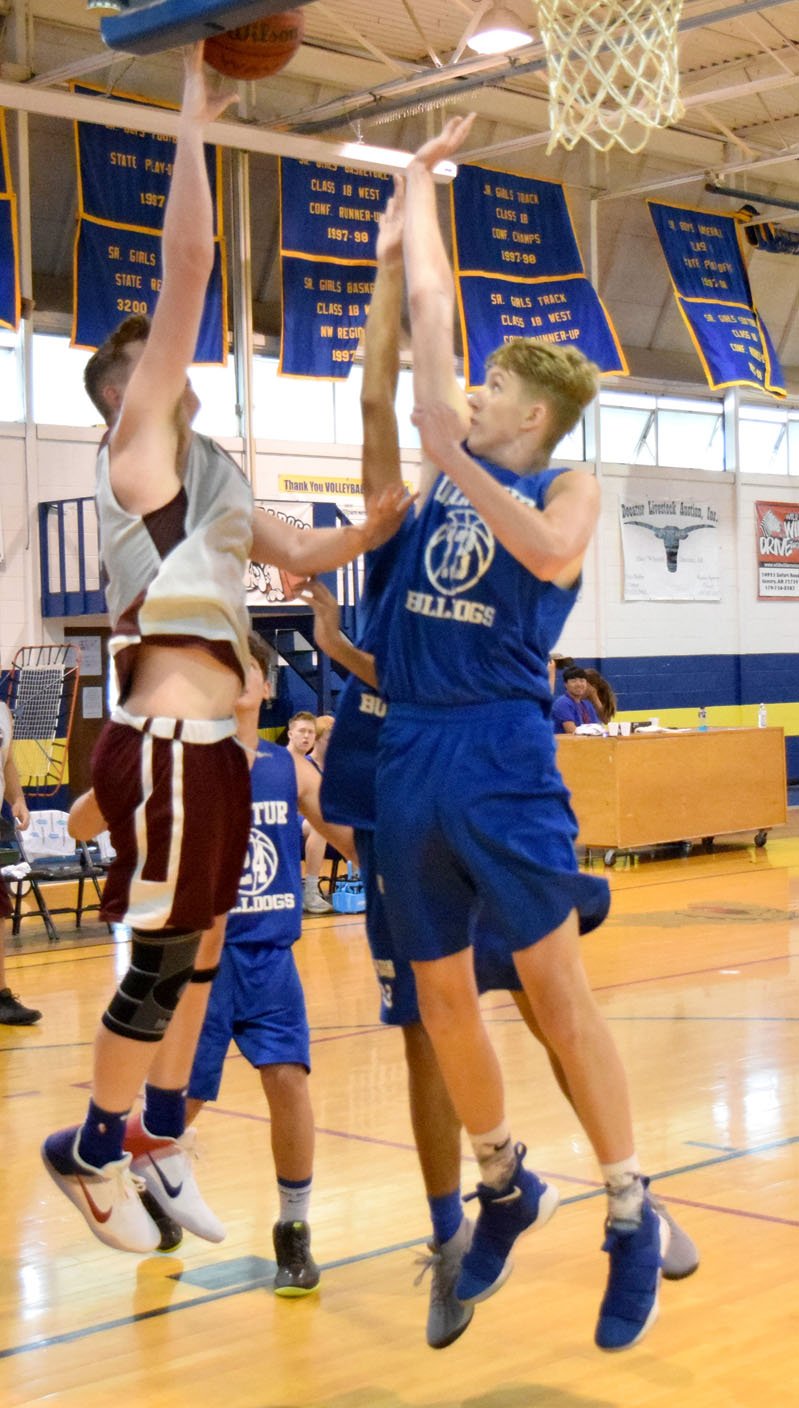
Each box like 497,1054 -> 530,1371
1,821 -> 798,1407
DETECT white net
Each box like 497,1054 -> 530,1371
4,646 -> 81,793
535,0 -> 685,154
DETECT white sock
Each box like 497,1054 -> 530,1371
470,1120 -> 516,1190
601,1155 -> 644,1226
277,1177 -> 312,1224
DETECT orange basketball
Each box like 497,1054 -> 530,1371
203,10 -> 305,80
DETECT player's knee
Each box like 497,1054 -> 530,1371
102,930 -> 202,1042
260,1062 -> 307,1096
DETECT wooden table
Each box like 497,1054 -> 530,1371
556,726 -> 787,864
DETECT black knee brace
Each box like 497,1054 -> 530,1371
102,929 -> 201,1042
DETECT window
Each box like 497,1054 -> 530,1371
655,396 -> 723,472
33,335 -> 97,426
738,405 -> 789,475
0,329 -> 23,422
600,391 -> 656,465
190,359 -> 239,439
252,355 -> 335,443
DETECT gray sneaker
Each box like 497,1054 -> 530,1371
415,1216 -> 474,1350
302,880 -> 333,915
649,1193 -> 699,1280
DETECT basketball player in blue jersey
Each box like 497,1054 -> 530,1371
369,115 -> 671,1352
173,632 -> 354,1293
41,46 -> 410,1257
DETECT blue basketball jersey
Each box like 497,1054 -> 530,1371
374,461 -> 578,707
321,523 -> 411,831
225,744 -> 302,948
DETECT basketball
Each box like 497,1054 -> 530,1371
203,10 -> 305,81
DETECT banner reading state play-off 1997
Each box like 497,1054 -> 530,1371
620,496 -> 720,601
756,500 -> 799,599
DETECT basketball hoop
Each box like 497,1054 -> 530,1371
535,0 -> 685,155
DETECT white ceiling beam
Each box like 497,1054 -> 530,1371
0,76 -> 457,178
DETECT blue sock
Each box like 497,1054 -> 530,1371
142,1084 -> 186,1140
76,1100 -> 129,1169
429,1190 -> 463,1247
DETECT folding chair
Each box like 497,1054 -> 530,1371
10,809 -> 109,943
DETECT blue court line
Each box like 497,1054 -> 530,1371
3,1131 -> 797,1362
684,1141 -> 738,1152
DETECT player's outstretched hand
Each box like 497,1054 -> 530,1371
376,177 -> 405,265
411,400 -> 467,472
183,41 -> 239,125
409,114 -> 476,173
360,484 -> 417,550
301,579 -> 342,655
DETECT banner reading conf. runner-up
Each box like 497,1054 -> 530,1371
279,159 -> 393,379
0,111 -> 20,332
648,200 -> 784,396
451,165 -> 626,386
71,84 -> 226,362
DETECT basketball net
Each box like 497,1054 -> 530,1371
535,0 -> 685,154
4,645 -> 81,795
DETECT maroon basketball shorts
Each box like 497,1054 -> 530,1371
0,875 -> 12,921
91,708 -> 251,933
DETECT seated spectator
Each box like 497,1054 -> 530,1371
584,668 -> 617,726
0,698 -> 41,1026
552,666 -> 601,735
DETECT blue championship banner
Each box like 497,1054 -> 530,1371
279,158 -> 393,379
71,83 -> 226,362
0,112 -> 20,331
648,200 -> 784,396
451,164 -> 626,385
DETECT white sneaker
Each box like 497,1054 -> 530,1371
41,1126 -> 160,1253
129,1125 -> 226,1243
302,879 -> 333,915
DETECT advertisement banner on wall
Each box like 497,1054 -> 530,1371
756,500 -> 799,598
620,496 -> 720,601
245,501 -> 314,608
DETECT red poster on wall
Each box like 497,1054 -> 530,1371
756,500 -> 799,598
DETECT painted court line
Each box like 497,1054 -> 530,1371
4,1131 -> 797,1362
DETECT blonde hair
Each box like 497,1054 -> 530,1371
314,714 -> 335,740
487,339 -> 599,453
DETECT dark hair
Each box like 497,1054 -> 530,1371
83,314 -> 151,422
584,667 -> 617,723
562,666 -> 588,682
247,631 -> 271,679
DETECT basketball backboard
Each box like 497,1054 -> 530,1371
101,0 -> 316,56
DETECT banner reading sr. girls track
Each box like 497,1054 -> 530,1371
71,84 -> 226,361
451,164 -> 626,386
648,200 -> 784,396
620,496 -> 720,602
279,159 -> 393,379
0,111 -> 20,332
756,500 -> 799,599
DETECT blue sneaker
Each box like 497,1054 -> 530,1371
595,1197 -> 669,1351
455,1144 -> 559,1304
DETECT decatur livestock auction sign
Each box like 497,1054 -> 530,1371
756,500 -> 799,598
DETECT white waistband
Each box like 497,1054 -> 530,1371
111,707 -> 237,744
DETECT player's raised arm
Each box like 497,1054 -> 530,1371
360,181 -> 404,505
301,579 -> 379,688
404,117 -> 475,425
110,45 -> 237,514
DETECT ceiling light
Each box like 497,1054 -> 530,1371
467,4 -> 530,56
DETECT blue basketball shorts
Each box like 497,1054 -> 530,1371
375,698 -> 610,964
357,827 -> 523,1027
187,941 -> 310,1101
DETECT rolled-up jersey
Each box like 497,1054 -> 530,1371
374,461 -> 577,709
96,431 -> 253,701
226,744 -> 302,949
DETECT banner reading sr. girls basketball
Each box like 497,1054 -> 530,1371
451,165 -> 626,386
756,500 -> 799,598
0,111 -> 20,332
279,159 -> 393,379
71,84 -> 226,362
648,200 -> 784,396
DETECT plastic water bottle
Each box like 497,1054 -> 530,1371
698,706 -> 708,732
758,703 -> 768,728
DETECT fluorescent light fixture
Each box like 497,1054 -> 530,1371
467,4 -> 530,56
87,1 -> 129,11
